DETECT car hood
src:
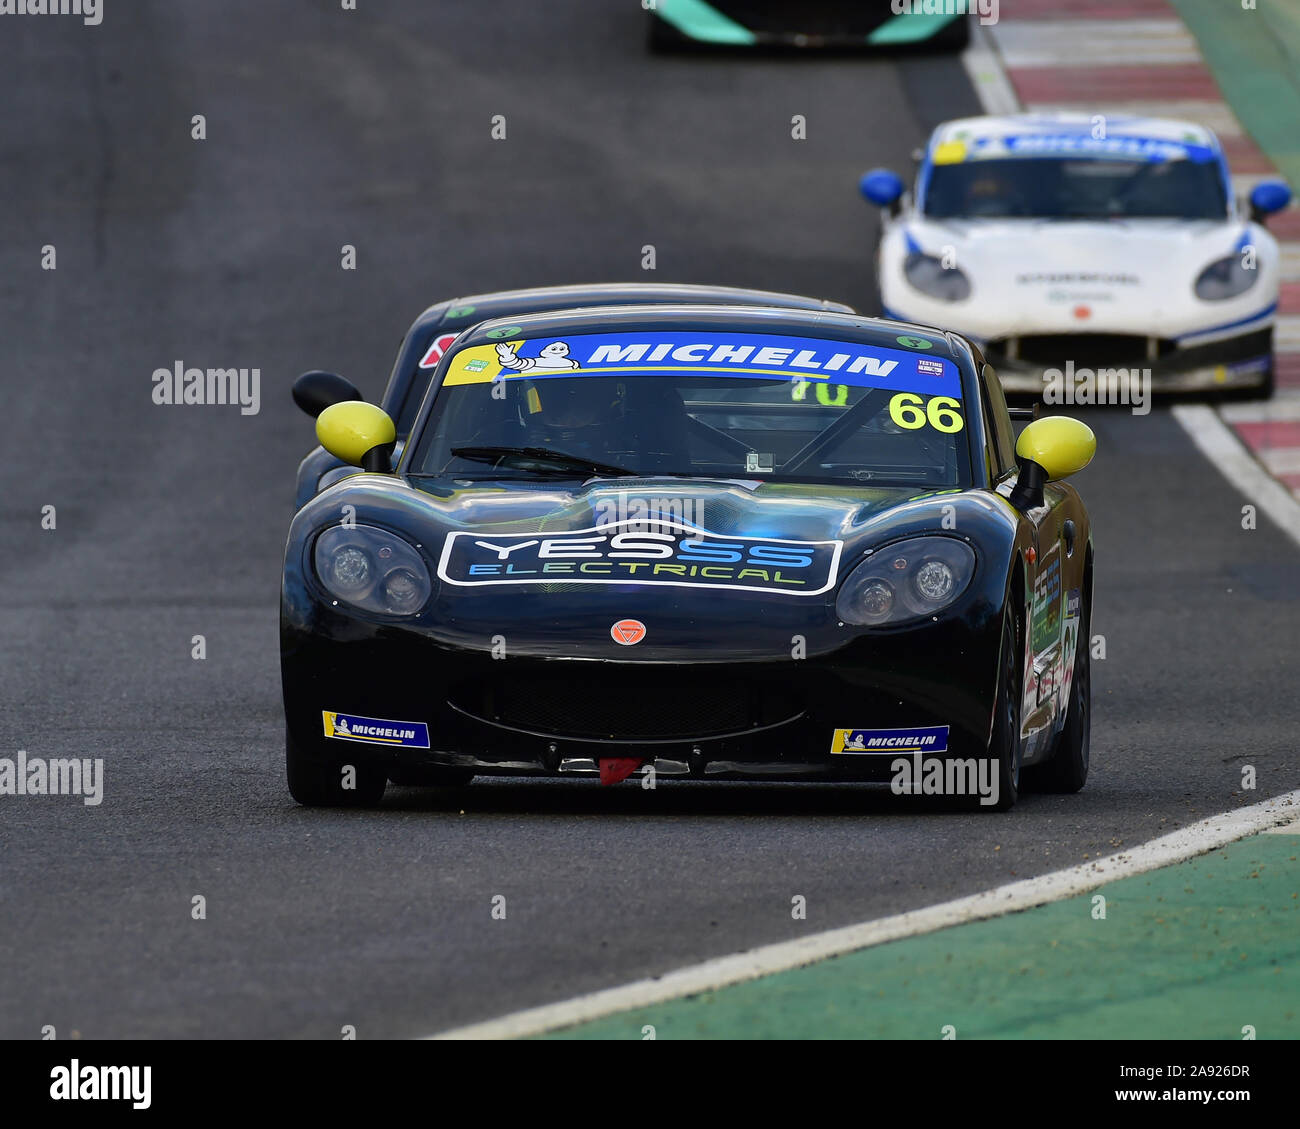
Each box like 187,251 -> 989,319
887,217 -> 1276,339
290,474 -> 1015,659
400,475 -> 920,540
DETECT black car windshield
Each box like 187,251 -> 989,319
923,155 -> 1227,221
407,330 -> 973,489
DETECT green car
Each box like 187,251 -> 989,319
648,0 -> 972,52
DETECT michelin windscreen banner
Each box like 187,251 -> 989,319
442,330 -> 963,399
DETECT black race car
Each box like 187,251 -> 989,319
647,0 -> 971,51
293,283 -> 853,511
282,306 -> 1096,811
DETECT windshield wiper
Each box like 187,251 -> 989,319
450,446 -> 638,478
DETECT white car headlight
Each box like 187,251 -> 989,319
1194,254 -> 1259,301
314,524 -> 432,616
903,253 -> 972,302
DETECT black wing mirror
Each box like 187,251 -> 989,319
292,370 -> 363,418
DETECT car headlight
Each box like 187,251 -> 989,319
314,524 -> 432,616
1194,254 -> 1259,301
835,536 -> 976,626
903,252 -> 971,302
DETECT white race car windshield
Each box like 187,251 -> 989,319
924,156 -> 1227,221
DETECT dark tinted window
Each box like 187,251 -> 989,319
981,365 -> 1018,475
413,372 -> 972,489
924,156 -> 1227,221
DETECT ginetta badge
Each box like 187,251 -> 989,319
611,619 -> 647,646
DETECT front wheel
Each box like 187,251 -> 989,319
286,727 -> 387,807
972,604 -> 1023,812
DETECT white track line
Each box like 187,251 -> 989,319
1219,396 -> 1300,422
960,21 -> 1020,117
1276,315 -> 1300,353
1280,245 -> 1300,283
430,789 -> 1300,1039
989,19 -> 1202,69
1172,405 -> 1300,549
1259,446 -> 1300,476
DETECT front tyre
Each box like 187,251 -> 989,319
983,605 -> 1023,812
286,727 -> 387,807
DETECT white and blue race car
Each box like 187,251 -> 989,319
861,114 -> 1292,398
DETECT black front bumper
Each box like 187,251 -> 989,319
281,602 -> 1003,784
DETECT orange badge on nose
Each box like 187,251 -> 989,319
1073,305 -> 1092,320
611,619 -> 646,645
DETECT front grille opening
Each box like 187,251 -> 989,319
450,675 -> 800,740
987,334 -> 1177,368
713,1 -> 889,36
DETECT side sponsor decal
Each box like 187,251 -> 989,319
442,331 -> 962,399
437,517 -> 843,596
1030,541 -> 1063,655
322,711 -> 430,748
831,725 -> 950,755
418,333 -> 459,369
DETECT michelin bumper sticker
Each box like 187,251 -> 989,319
323,711 -> 430,748
438,517 -> 842,596
831,725 -> 950,755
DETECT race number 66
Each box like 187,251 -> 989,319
889,393 -> 964,433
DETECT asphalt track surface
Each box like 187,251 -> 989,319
1,3 -> 1297,1038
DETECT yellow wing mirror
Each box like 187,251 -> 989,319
316,401 -> 397,473
1009,416 -> 1096,509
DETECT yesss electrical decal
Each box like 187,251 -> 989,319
437,517 -> 843,596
